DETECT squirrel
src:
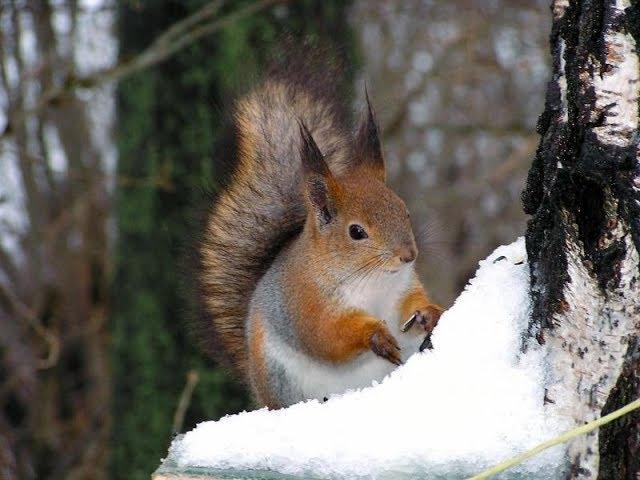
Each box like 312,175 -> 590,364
197,53 -> 443,409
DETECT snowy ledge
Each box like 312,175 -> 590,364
154,238 -> 571,480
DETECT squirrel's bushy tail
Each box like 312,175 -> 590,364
197,50 -> 351,378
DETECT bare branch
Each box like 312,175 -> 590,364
7,1 -> 47,247
0,282 -> 60,369
1,0 -> 289,138
156,0 -> 224,47
172,370 -> 200,435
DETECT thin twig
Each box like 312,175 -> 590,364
157,0 -> 225,47
172,370 -> 200,435
0,283 -> 60,369
467,397 -> 640,479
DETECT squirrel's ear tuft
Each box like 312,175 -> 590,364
298,121 -> 338,225
299,120 -> 330,178
354,86 -> 386,182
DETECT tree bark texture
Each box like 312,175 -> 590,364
523,0 -> 640,478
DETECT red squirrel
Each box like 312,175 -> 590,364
197,56 -> 443,409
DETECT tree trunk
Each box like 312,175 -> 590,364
0,2 -> 113,478
522,0 -> 640,477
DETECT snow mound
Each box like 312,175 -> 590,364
163,238 -> 569,479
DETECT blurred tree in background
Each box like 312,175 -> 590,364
112,1 -> 355,479
0,2 -> 116,478
352,0 -> 549,304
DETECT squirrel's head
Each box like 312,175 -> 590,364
298,96 -> 417,281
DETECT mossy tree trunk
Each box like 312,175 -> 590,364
522,0 -> 640,477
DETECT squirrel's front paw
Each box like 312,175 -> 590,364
401,304 -> 443,335
369,325 -> 402,366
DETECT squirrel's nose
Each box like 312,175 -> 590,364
398,245 -> 417,264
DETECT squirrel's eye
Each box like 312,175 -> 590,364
349,224 -> 368,240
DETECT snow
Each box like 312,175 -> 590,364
162,238 -> 570,479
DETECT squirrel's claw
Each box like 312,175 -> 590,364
419,332 -> 434,352
404,306 -> 443,335
370,328 -> 403,366
401,313 -> 418,333
402,306 -> 444,353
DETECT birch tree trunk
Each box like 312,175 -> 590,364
522,0 -> 640,477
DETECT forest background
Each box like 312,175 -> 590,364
0,1 -> 549,478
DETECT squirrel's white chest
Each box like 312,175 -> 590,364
337,267 -> 413,323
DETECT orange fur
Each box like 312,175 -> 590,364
399,286 -> 429,323
283,240 -> 385,363
398,282 -> 442,333
301,308 -> 383,363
